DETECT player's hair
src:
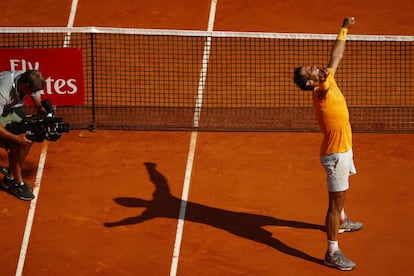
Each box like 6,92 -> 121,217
293,67 -> 313,91
19,70 -> 45,91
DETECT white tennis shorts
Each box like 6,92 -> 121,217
320,149 -> 356,192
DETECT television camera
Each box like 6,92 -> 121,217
5,99 -> 70,142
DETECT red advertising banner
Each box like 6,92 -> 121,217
0,48 -> 85,106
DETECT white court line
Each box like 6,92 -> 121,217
15,142 -> 48,276
15,1 -> 79,275
169,131 -> 198,276
63,0 -> 79,47
169,1 -> 217,276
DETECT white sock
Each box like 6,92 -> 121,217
341,209 -> 347,222
328,240 -> 339,255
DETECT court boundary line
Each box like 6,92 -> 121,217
15,142 -> 48,276
15,1 -> 79,275
169,1 -> 217,275
63,0 -> 78,46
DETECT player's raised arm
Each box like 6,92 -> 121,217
328,17 -> 356,72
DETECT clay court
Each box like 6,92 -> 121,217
1,0 -> 414,275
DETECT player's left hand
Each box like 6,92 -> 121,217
343,17 -> 356,29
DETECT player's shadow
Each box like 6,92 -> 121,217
104,162 -> 324,265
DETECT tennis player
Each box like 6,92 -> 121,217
293,17 -> 362,271
0,70 -> 45,201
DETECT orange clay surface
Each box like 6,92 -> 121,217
1,1 -> 414,275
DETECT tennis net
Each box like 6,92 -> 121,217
0,27 -> 413,132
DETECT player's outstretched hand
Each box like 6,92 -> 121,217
342,17 -> 355,29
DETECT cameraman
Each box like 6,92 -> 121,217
0,70 -> 45,201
